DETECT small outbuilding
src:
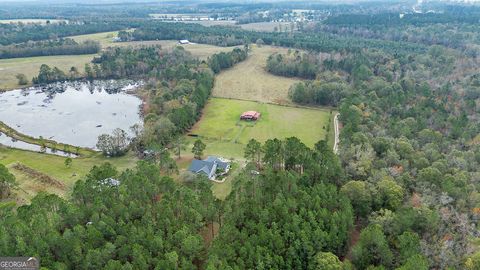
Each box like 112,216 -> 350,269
240,111 -> 261,121
178,39 -> 190,45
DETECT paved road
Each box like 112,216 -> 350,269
333,113 -> 340,154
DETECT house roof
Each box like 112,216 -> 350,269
188,159 -> 216,178
205,156 -> 230,171
241,111 -> 259,117
188,156 -> 230,179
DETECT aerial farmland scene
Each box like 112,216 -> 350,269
0,0 -> 480,269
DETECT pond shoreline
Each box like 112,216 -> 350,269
0,79 -> 144,154
0,121 -> 93,157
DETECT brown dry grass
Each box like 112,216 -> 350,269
0,54 -> 96,90
70,31 -> 240,60
212,45 -> 301,104
240,22 -> 293,32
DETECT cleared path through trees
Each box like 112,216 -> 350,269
333,113 -> 340,154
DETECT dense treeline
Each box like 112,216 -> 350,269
208,138 -> 352,268
325,12 -> 480,26
0,39 -> 100,59
0,162 -> 216,269
266,32 -> 480,268
131,23 -> 245,47
316,23 -> 480,53
289,79 -> 350,107
130,22 -> 426,54
208,47 -> 248,73
266,51 -> 318,79
32,64 -> 69,84
0,20 -> 139,46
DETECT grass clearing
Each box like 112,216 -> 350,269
191,97 -> 334,150
0,54 -> 96,90
240,22 -> 293,32
0,147 -> 138,203
211,162 -> 242,200
154,41 -> 240,60
212,45 -> 301,104
69,31 -> 240,60
69,31 -> 120,46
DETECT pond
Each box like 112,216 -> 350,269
0,80 -> 143,149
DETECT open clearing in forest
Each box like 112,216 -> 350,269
240,22 -> 293,32
0,54 -> 96,90
70,31 -> 240,60
0,147 -> 137,203
212,45 -> 301,104
190,97 -> 334,157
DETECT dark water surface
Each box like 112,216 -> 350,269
0,80 -> 143,148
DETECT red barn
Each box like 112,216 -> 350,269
240,111 -> 261,121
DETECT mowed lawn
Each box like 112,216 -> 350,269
0,54 -> 96,90
191,98 -> 334,151
212,45 -> 301,104
0,147 -> 137,202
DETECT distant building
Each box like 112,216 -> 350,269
179,40 -> 190,45
188,156 -> 231,180
240,111 -> 261,121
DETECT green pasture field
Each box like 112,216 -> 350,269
190,97 -> 334,151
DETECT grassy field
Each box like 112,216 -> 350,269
69,31 -> 120,46
212,45 -> 301,104
69,31 -> 240,60
240,22 -> 293,32
0,54 -> 96,90
154,41 -> 240,60
191,97 -> 334,150
0,147 -> 137,203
